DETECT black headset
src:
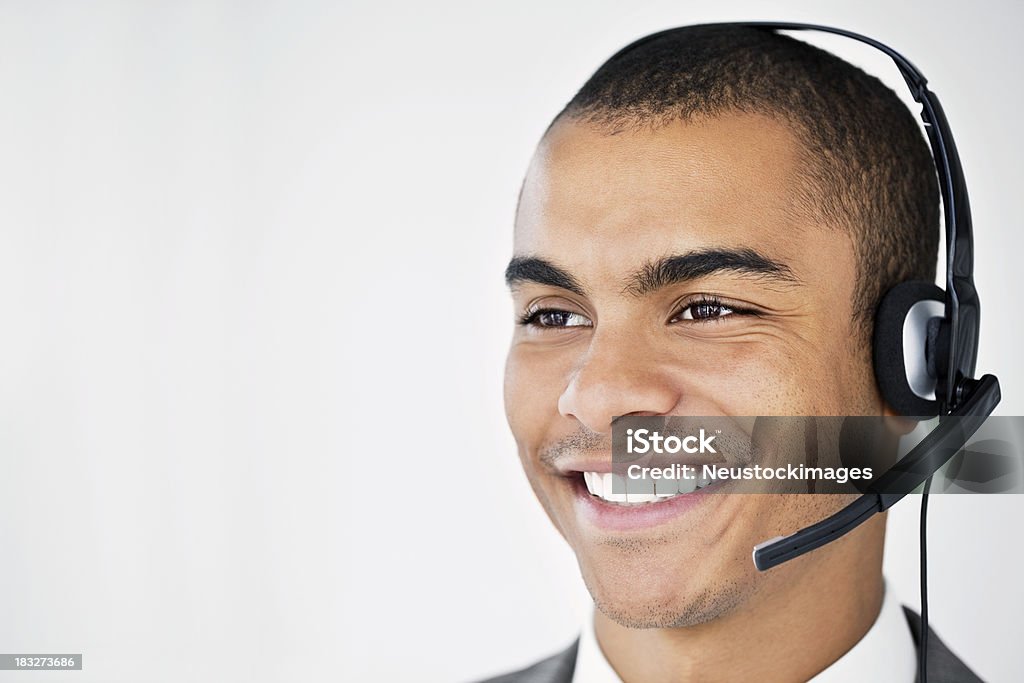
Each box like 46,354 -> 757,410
725,21 -> 1002,570
725,22 -> 1002,683
614,20 -> 1002,561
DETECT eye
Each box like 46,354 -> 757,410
678,301 -> 733,321
670,297 -> 749,323
519,308 -> 593,329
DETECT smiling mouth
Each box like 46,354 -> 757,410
581,471 -> 717,505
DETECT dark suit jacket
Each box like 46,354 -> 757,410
477,607 -> 981,683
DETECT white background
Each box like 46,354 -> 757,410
0,1 -> 1021,681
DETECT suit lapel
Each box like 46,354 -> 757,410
902,606 -> 983,683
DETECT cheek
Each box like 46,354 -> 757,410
700,320 -> 879,415
675,340 -> 810,415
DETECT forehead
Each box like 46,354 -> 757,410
515,112 -> 813,261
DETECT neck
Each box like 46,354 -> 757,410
594,517 -> 886,683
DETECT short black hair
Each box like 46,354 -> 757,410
550,24 -> 940,338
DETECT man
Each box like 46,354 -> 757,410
491,25 -> 981,682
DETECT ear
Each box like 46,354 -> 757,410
873,281 -> 945,418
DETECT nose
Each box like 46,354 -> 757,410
557,329 -> 682,434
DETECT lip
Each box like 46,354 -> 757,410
571,473 -> 725,532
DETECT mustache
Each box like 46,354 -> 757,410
537,418 -> 764,470
538,427 -> 608,469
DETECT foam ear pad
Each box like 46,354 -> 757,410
873,281 -> 945,417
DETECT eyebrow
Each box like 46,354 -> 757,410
505,256 -> 585,295
626,248 -> 799,295
504,248 -> 799,298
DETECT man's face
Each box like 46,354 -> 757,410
504,113 -> 887,628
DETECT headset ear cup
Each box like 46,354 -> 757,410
873,281 -> 945,417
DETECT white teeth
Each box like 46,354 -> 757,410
583,470 -> 716,505
677,477 -> 698,495
655,478 -> 677,497
625,473 -> 655,502
605,474 -> 627,503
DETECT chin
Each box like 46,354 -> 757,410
576,546 -> 755,629
587,576 -> 749,629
